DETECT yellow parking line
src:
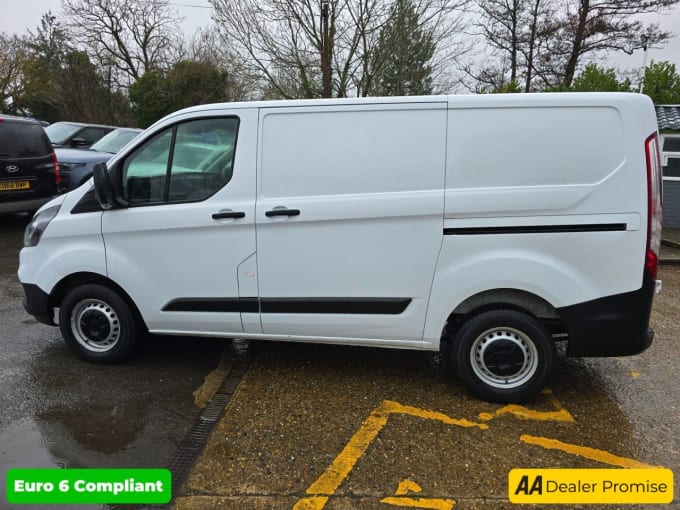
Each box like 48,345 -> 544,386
520,435 -> 658,469
478,389 -> 575,423
295,395 -> 652,510
294,401 -> 487,509
395,479 -> 423,495
380,479 -> 456,509
380,496 -> 456,509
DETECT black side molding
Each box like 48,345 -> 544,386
163,298 -> 258,313
444,223 -> 627,236
260,298 -> 411,314
162,297 -> 411,315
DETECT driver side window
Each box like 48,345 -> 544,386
122,117 -> 239,205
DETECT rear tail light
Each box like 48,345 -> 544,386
52,152 -> 61,185
644,133 -> 663,280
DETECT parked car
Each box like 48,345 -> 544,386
0,115 -> 60,214
45,122 -> 115,149
56,127 -> 142,191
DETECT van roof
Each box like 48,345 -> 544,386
165,91 -> 653,119
150,93 -> 656,140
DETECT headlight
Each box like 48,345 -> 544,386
24,205 -> 61,247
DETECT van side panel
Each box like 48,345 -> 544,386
255,104 -> 446,344
424,94 -> 655,352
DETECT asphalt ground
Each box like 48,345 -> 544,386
1,213 -> 679,509
0,214 -> 231,510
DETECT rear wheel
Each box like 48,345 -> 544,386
59,284 -> 139,363
451,309 -> 554,402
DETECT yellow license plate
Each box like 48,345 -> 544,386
0,181 -> 30,191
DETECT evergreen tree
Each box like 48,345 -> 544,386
642,61 -> 680,105
130,61 -> 232,127
368,0 -> 436,96
571,63 -> 631,92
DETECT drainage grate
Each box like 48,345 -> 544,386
144,342 -> 251,509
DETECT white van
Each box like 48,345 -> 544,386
18,93 -> 663,402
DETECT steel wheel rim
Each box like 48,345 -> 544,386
70,298 -> 121,353
469,326 -> 538,389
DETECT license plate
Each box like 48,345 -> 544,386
0,181 -> 30,191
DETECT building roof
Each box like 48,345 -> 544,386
656,105 -> 680,131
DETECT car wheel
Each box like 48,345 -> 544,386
59,284 -> 139,363
451,309 -> 554,403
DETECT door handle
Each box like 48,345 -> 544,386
212,210 -> 246,219
265,208 -> 301,217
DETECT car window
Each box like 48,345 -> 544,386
0,123 -> 52,159
91,130 -> 141,154
121,117 -> 238,205
122,131 -> 172,204
76,127 -> 111,145
44,123 -> 81,145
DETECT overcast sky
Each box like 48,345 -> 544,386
1,0 -> 679,88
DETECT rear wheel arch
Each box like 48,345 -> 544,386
441,288 -> 563,348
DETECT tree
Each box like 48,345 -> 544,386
470,0 -> 560,92
63,0 -> 182,86
367,0 -> 436,96
472,0 -> 678,92
18,13 -> 72,121
571,63 -> 631,92
0,33 -> 28,113
210,0 -> 470,99
130,60 -> 235,127
553,0 -> 678,87
18,13 -> 132,124
642,61 -> 680,104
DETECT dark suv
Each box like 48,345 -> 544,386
0,116 -> 60,214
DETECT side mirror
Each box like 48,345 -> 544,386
70,137 -> 89,148
92,163 -> 115,210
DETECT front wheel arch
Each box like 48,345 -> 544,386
49,272 -> 147,331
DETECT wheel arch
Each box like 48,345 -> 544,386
48,272 -> 147,330
440,288 -> 563,354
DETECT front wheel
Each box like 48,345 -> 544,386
59,284 -> 139,363
451,309 -> 554,403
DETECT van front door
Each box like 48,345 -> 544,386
101,110 -> 258,337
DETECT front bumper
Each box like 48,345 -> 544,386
22,283 -> 55,326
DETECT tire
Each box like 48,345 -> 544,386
450,309 -> 554,403
59,284 -> 139,363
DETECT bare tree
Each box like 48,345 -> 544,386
0,34 -> 28,112
210,0 -> 471,99
555,0 -> 679,87
62,0 -> 182,86
467,0 -> 558,92
470,0 -> 678,91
